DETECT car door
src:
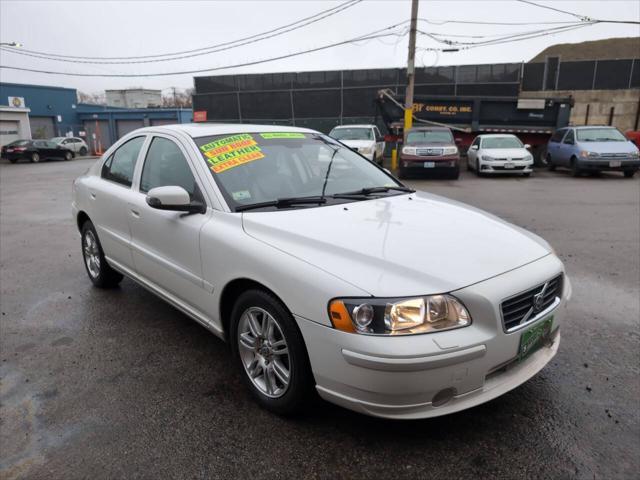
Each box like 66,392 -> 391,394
373,127 -> 385,159
558,129 -> 575,166
86,135 -> 147,271
127,134 -> 212,311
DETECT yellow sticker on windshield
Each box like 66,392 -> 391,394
200,134 -> 265,173
259,132 -> 306,139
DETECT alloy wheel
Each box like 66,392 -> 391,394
237,307 -> 291,398
83,230 -> 101,279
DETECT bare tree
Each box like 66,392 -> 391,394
162,87 -> 193,108
77,91 -> 106,105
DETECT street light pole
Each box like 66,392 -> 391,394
404,0 -> 419,143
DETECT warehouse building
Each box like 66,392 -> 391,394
0,82 -> 192,150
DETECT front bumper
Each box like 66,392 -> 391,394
297,254 -> 570,419
480,161 -> 533,174
578,159 -> 640,171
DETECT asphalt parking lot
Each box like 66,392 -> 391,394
1,157 -> 638,479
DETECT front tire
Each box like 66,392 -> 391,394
570,157 -> 581,177
81,221 -> 123,288
230,289 -> 314,416
623,170 -> 636,178
64,151 -> 73,161
547,154 -> 556,171
31,152 -> 40,163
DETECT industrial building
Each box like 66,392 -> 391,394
0,82 -> 192,151
105,89 -> 163,108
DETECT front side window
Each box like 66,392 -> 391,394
406,130 -> 454,144
482,136 -> 524,149
550,129 -> 565,143
194,132 -> 402,211
576,128 -> 626,142
140,137 -> 199,199
101,136 -> 145,187
563,130 -> 575,144
471,137 -> 480,148
330,128 -> 374,141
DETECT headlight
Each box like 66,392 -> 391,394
402,146 -> 417,155
329,295 -> 471,335
443,146 -> 458,155
481,155 -> 495,161
359,146 -> 373,154
524,154 -> 533,162
579,150 -> 599,158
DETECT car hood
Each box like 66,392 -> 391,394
339,139 -> 375,149
576,141 -> 639,154
242,192 -> 551,297
482,148 -> 531,158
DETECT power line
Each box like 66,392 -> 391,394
0,23 -> 409,78
516,0 -> 592,21
0,0 -> 363,62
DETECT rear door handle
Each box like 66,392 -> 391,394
130,208 -> 140,218
89,191 -> 97,199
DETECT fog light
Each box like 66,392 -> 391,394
432,387 -> 456,407
352,304 -> 374,332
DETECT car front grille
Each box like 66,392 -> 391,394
493,166 -> 526,171
600,153 -> 628,158
416,148 -> 443,156
501,274 -> 563,331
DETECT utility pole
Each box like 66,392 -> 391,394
404,0 -> 419,142
172,87 -> 178,108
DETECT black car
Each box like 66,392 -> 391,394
1,139 -> 75,163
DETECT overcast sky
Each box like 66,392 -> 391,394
0,0 -> 638,94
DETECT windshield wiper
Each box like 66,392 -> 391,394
334,186 -> 415,197
235,196 -> 327,212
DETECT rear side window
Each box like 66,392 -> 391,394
140,137 -> 199,199
102,136 -> 145,187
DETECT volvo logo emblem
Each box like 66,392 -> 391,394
532,292 -> 545,313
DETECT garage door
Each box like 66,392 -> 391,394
82,120 -> 112,154
116,120 -> 144,138
150,118 -> 177,126
0,120 -> 20,148
30,116 -> 56,139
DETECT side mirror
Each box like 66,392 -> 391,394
146,186 -> 205,214
470,145 -> 479,151
524,144 -> 531,149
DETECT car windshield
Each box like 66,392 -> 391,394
6,140 -> 30,146
482,137 -> 523,149
406,130 -> 453,144
330,128 -> 373,141
194,132 -> 402,211
577,128 -> 627,142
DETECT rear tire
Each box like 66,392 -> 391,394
80,220 -> 123,288
79,147 -> 88,156
230,289 -> 314,416
31,152 -> 40,163
623,170 -> 636,178
547,154 -> 556,171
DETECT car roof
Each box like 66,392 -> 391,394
572,125 -> 618,129
331,124 -> 375,129
477,134 -> 518,138
408,126 -> 451,131
137,123 -> 318,139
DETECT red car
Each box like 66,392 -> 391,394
399,127 -> 460,179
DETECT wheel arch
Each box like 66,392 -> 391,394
219,277 -> 291,341
76,210 -> 91,232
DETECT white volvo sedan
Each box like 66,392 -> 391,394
72,124 -> 570,419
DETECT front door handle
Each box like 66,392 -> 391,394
89,191 -> 97,199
